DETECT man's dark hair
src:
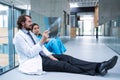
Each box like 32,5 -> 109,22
17,15 -> 31,29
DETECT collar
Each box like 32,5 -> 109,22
21,28 -> 29,34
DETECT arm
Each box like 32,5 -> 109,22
45,38 -> 50,42
40,30 -> 58,61
40,30 -> 49,44
41,45 -> 58,61
13,33 -> 42,58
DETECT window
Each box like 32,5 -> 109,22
0,4 -> 8,28
0,3 -> 22,75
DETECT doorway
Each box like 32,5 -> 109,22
77,15 -> 94,36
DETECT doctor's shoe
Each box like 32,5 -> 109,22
105,56 -> 118,70
98,56 -> 118,76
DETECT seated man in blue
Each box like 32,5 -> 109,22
31,23 -> 66,55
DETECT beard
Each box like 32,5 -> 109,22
25,27 -> 31,31
24,24 -> 32,31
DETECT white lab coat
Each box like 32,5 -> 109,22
13,29 -> 52,75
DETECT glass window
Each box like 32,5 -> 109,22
0,44 -> 2,53
0,4 -> 8,28
0,4 -> 9,70
14,9 -> 22,66
0,3 -> 22,75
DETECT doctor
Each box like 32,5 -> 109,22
13,15 -> 118,76
13,15 -> 58,75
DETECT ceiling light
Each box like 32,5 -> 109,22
70,3 -> 79,8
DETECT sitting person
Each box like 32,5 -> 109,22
31,23 -> 66,55
13,15 -> 118,76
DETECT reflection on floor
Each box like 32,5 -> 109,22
0,36 -> 120,80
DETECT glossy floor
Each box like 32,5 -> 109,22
0,36 -> 120,80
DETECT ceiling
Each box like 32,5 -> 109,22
1,0 -> 98,9
68,0 -> 99,8
1,0 -> 30,9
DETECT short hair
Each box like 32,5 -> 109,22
17,15 -> 31,29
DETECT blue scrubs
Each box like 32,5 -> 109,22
37,35 -> 66,55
